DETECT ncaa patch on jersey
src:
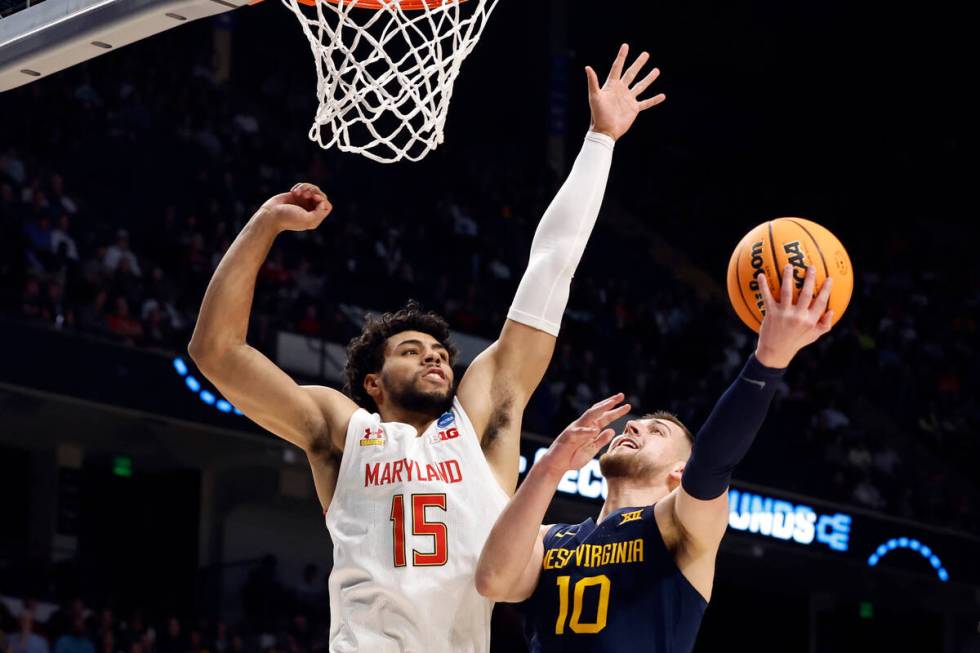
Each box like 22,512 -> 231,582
437,412 -> 455,428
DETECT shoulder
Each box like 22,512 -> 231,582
542,519 -> 593,549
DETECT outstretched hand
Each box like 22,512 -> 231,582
755,265 -> 834,368
258,182 -> 333,233
587,43 -> 666,141
538,394 -> 632,475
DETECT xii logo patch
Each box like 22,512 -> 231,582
619,509 -> 643,525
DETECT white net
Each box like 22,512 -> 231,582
281,0 -> 500,163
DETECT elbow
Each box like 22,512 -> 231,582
187,338 -> 208,367
474,566 -> 508,602
187,338 -> 223,374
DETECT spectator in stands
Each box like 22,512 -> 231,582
103,230 -> 141,277
186,629 -> 207,653
155,618 -> 184,653
210,622 -> 229,653
105,297 -> 143,345
54,615 -> 94,653
4,610 -> 48,653
50,215 -> 79,262
20,278 -> 44,321
43,280 -> 74,329
295,305 -> 321,337
96,633 -> 119,653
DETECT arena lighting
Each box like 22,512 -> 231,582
867,537 -> 949,582
112,456 -> 133,478
172,357 -> 243,416
728,488 -> 852,552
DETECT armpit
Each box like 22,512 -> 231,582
481,395 -> 514,450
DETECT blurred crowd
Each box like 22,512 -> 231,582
0,559 -> 331,653
0,29 -> 976,534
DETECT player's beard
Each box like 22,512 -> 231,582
385,371 -> 453,416
599,448 -> 657,480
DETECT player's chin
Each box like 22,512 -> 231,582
599,447 -> 627,467
415,378 -> 451,396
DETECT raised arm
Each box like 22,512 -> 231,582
672,264 -> 835,552
476,395 -> 631,602
458,44 -> 666,492
188,183 -> 358,509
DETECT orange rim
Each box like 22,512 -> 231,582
295,0 -> 466,8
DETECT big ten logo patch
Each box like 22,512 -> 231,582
360,427 -> 385,447
428,427 -> 460,445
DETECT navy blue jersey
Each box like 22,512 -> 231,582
523,505 -> 707,653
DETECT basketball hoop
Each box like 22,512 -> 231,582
281,0 -> 500,163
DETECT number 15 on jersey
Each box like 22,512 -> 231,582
390,493 -> 449,567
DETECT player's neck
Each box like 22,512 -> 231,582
598,480 -> 671,523
379,404 -> 438,435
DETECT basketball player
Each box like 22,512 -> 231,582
188,45 -> 665,653
475,264 -> 835,652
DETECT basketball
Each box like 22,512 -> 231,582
726,217 -> 853,332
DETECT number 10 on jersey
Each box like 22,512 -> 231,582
390,493 -> 448,567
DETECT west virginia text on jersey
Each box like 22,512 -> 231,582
524,505 -> 707,653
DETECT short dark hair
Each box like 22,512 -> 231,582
343,300 -> 458,411
644,410 -> 694,449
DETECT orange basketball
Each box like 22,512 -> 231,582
726,217 -> 853,333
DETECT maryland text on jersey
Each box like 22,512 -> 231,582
364,458 -> 463,487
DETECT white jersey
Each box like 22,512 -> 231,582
325,396 -> 509,653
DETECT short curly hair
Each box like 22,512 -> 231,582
343,300 -> 459,411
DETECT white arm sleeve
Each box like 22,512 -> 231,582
506,131 -> 615,336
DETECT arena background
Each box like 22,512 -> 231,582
1,0 -> 977,651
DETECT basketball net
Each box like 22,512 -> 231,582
280,0 -> 499,163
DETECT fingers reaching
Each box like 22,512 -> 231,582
638,93 -> 667,111
607,43 -> 629,83
817,309 -> 834,332
631,66 -> 661,97
780,264 -> 795,305
594,402 -> 632,430
585,66 -> 601,96
812,276 -> 833,314
593,428 -> 616,450
583,393 -> 625,420
798,266 -> 816,308
757,272 -> 776,314
621,51 -> 650,86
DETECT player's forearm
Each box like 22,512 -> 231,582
506,132 -> 614,336
188,211 -> 280,361
476,462 -> 563,594
681,354 -> 786,500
